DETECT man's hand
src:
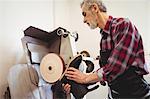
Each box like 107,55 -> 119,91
65,67 -> 88,84
65,67 -> 101,84
62,83 -> 71,95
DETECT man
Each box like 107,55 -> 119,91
64,0 -> 150,98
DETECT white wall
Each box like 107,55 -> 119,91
53,0 -> 71,29
68,0 -> 101,58
0,0 -> 54,98
148,1 -> 150,52
0,0 -> 150,99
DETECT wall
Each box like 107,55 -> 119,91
0,0 -> 150,99
0,0 -> 54,98
53,0 -> 71,29
148,1 -> 150,51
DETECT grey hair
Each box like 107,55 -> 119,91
81,0 -> 107,12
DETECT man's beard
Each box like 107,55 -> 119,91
89,20 -> 98,29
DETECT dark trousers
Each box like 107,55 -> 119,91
108,67 -> 150,99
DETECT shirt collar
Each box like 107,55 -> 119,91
100,16 -> 113,34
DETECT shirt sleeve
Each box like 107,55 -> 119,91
102,19 -> 139,83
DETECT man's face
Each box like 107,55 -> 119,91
81,3 -> 98,29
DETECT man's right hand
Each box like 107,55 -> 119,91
62,83 -> 71,95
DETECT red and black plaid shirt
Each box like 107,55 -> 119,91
97,16 -> 149,83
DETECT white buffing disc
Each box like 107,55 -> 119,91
40,53 -> 64,83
